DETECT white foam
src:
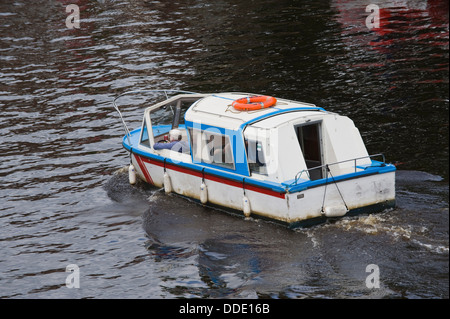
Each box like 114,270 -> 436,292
411,239 -> 449,254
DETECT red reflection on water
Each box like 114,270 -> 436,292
334,0 -> 449,51
333,0 -> 449,79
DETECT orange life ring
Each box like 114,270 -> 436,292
232,95 -> 277,111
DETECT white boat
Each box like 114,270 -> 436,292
113,90 -> 396,228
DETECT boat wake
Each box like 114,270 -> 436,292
104,166 -> 155,203
299,170 -> 449,256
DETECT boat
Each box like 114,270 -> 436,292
113,89 -> 396,228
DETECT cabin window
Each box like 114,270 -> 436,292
189,128 -> 235,170
246,139 -> 268,175
149,97 -> 198,142
140,121 -> 150,147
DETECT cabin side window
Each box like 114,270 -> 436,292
189,128 -> 235,170
140,120 -> 150,147
246,139 -> 268,176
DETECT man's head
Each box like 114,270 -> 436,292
169,129 -> 182,142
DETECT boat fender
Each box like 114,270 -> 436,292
243,195 -> 251,218
129,164 -> 136,185
323,205 -> 348,217
200,182 -> 208,204
163,172 -> 172,194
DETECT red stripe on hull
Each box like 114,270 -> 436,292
134,154 -> 154,185
136,155 -> 285,199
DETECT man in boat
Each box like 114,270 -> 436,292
153,129 -> 190,153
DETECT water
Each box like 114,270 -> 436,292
0,0 -> 448,299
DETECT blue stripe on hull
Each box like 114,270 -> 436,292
123,128 -> 396,195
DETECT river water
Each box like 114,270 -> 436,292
0,0 -> 448,299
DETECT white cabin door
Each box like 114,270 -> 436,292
296,122 -> 323,180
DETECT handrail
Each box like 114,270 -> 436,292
112,89 -> 198,145
292,153 -> 386,185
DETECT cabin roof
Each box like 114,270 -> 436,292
184,92 -> 326,131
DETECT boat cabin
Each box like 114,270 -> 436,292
134,92 -> 372,185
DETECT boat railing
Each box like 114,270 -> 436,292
292,153 -> 386,185
112,89 -> 198,145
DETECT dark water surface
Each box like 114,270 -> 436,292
0,0 -> 448,299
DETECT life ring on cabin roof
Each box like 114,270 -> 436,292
232,95 -> 277,111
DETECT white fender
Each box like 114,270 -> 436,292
128,164 -> 136,185
323,205 -> 348,217
200,182 -> 208,204
163,172 -> 172,193
243,195 -> 251,218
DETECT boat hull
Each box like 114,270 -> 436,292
130,152 -> 396,228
